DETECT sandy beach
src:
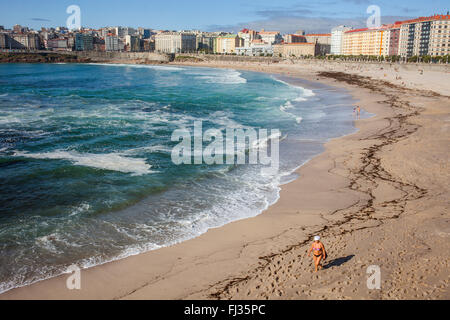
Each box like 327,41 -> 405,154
1,59 -> 449,300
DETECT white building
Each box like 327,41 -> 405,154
331,25 -> 352,54
155,32 -> 197,53
12,34 -> 40,50
106,35 -> 120,51
115,27 -> 137,38
238,29 -> 259,47
235,40 -> 273,56
259,30 -> 283,45
125,35 -> 140,51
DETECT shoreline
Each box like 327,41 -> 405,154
1,61 -> 449,300
0,65 -> 356,296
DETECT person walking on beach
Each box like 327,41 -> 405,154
308,236 -> 327,272
354,105 -> 361,118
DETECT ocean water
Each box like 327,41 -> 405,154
0,63 -> 362,293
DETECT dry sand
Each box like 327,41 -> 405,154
1,60 -> 449,300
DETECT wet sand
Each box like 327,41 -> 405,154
1,60 -> 449,300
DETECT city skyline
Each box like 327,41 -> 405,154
1,0 -> 449,33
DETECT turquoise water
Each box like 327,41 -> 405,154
0,63 -> 360,292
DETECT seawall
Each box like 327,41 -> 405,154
173,53 -> 450,72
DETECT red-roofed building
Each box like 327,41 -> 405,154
305,33 -> 331,55
399,14 -> 450,57
259,29 -> 283,45
339,14 -> 449,57
342,26 -> 392,56
238,29 -> 258,47
305,34 -> 331,44
284,34 -> 306,44
273,42 -> 319,57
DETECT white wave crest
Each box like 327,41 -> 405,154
251,131 -> 286,149
186,69 -> 247,84
14,150 -> 153,176
272,76 -> 315,101
280,101 -> 303,125
280,101 -> 294,111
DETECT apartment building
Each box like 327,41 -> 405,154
0,33 -> 8,49
11,34 -> 41,50
196,33 -> 217,53
47,38 -> 70,51
155,32 -> 196,53
74,33 -> 93,51
429,16 -> 450,56
399,14 -> 449,57
284,34 -> 306,44
215,34 -> 244,54
115,27 -> 137,38
342,26 -> 392,56
138,28 -> 153,39
305,34 -> 331,55
305,34 -> 331,45
125,35 -> 140,52
259,29 -> 283,45
238,29 -> 259,47
105,35 -> 120,51
331,26 -> 352,54
142,39 -> 155,52
235,39 -> 273,56
388,27 -> 401,56
13,24 -> 24,33
273,43 -> 318,57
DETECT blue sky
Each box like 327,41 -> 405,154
0,0 -> 448,33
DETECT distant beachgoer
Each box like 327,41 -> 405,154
308,236 -> 327,272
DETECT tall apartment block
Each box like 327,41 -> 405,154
105,35 -> 120,52
335,14 -> 448,57
196,33 -> 217,53
388,27 -> 401,56
399,15 -> 449,57
215,34 -> 244,54
0,33 -> 7,49
154,32 -> 196,54
331,26 -> 352,54
75,33 -> 94,51
9,33 -> 41,50
125,35 -> 140,52
342,27 -> 390,56
341,21 -> 405,57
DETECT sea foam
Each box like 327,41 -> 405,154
185,69 -> 247,84
14,150 -> 153,176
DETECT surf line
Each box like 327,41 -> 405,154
171,121 -> 280,175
